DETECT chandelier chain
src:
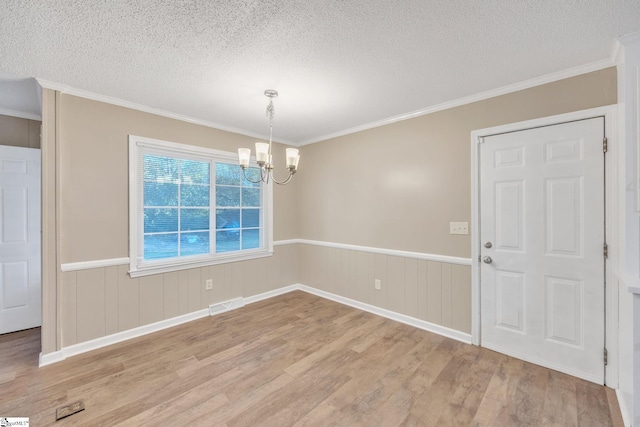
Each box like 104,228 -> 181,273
266,99 -> 275,122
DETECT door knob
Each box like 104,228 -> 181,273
484,241 -> 492,248
483,256 -> 492,264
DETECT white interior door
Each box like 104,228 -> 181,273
0,145 -> 41,334
479,117 -> 605,384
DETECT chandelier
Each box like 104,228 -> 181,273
237,89 -> 299,185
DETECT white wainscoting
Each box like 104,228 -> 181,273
45,241 -> 473,366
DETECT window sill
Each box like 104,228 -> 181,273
128,248 -> 273,278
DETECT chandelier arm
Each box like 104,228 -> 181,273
261,167 -> 270,184
270,170 -> 294,185
241,167 -> 262,184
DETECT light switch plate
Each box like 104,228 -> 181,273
450,222 -> 469,235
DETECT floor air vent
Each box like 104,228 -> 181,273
56,400 -> 85,420
209,297 -> 244,315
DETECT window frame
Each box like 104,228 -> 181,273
128,135 -> 273,278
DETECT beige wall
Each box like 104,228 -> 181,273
0,114 -> 41,149
295,67 -> 616,334
47,94 -> 299,351
58,94 -> 298,263
297,67 -> 617,258
44,67 -> 618,352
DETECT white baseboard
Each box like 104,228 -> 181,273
39,308 -> 209,367
616,388 -> 632,427
39,350 -> 65,366
243,285 -> 299,305
39,283 -> 471,367
296,284 -> 472,344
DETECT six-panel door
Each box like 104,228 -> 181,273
480,118 -> 605,384
0,145 -> 41,334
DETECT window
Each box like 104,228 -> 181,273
214,163 -> 262,253
129,135 -> 272,277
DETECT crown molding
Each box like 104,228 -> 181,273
618,30 -> 640,46
35,78 -> 295,146
611,39 -> 624,66
34,52 -> 617,149
0,107 -> 42,121
298,57 -> 615,146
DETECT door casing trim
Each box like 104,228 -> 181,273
470,105 -> 618,386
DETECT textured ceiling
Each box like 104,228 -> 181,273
1,1 -> 639,144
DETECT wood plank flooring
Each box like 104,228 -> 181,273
0,291 -> 624,426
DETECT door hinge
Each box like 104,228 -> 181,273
603,243 -> 608,259
478,255 -> 481,263
603,137 -> 608,153
604,348 -> 608,365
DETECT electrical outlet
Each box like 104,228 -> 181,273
449,221 -> 469,235
374,278 -> 381,290
205,279 -> 213,290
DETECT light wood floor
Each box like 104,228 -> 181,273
0,291 -> 624,426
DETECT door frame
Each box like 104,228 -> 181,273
470,105 -> 619,387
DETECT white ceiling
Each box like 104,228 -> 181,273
1,1 -> 639,145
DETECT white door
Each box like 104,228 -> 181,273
480,117 -> 605,384
0,145 -> 41,334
